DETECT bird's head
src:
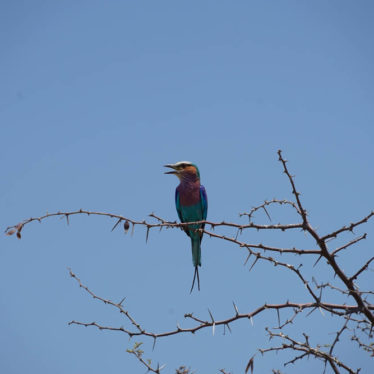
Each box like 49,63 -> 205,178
164,161 -> 200,181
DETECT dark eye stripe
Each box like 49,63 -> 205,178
179,162 -> 191,169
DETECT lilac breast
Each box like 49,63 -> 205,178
177,182 -> 201,206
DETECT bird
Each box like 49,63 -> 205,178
164,161 -> 208,293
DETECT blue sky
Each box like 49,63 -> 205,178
1,1 -> 373,373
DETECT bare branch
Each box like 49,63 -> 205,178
68,268 -> 374,341
240,198 -> 301,221
261,329 -> 359,374
331,234 -> 367,256
277,150 -> 308,225
322,212 -> 374,241
350,256 -> 374,282
4,210 -> 306,238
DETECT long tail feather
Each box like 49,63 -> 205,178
190,265 -> 200,293
191,238 -> 201,267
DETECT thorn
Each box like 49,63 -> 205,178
235,228 -> 241,240
119,297 -> 126,306
226,323 -> 232,334
111,218 -> 122,232
207,308 -> 215,336
313,255 -> 322,267
208,308 -> 215,323
249,255 -> 260,271
263,206 -> 272,222
146,227 -> 150,243
276,309 -> 280,327
243,252 -> 251,266
233,301 -> 239,316
245,355 -> 255,374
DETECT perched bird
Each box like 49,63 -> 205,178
164,161 -> 208,292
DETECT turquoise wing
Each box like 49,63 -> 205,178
199,185 -> 208,242
175,188 -> 190,237
200,185 -> 208,221
175,188 -> 183,222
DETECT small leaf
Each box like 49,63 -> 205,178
16,232 -> 22,239
6,229 -> 16,236
134,342 -> 143,349
124,220 -> 130,233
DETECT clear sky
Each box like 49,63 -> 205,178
1,1 -> 373,373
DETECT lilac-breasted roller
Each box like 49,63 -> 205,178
164,161 -> 208,292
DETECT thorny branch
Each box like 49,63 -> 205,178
5,150 -> 374,373
260,328 -> 359,374
5,209 -> 305,238
68,267 -> 374,339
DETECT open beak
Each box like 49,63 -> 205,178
164,164 -> 178,175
